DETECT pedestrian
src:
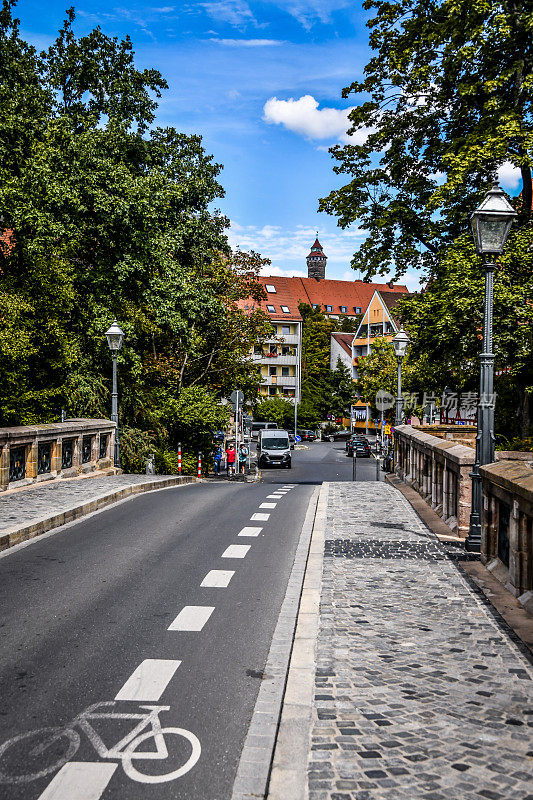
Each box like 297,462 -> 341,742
213,444 -> 222,476
225,443 -> 236,476
238,442 -> 249,475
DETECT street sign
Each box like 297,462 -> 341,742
230,390 -> 244,411
384,424 -> 392,435
295,435 -> 302,443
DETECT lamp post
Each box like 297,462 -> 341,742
465,181 -> 517,551
392,329 -> 410,426
105,320 -> 125,468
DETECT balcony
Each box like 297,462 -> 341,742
264,333 -> 299,345
255,354 -> 298,366
261,375 -> 297,386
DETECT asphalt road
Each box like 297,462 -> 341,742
0,441 -> 378,800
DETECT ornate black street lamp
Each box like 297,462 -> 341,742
392,328 -> 410,426
466,181 -> 517,551
105,320 -> 125,468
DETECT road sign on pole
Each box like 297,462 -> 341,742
230,390 -> 244,411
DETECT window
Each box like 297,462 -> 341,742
281,346 -> 290,356
281,366 -> 289,377
267,304 -> 275,313
269,345 -> 278,355
281,305 -> 290,313
312,304 -> 320,310
340,306 -> 347,313
254,345 -> 263,355
326,305 -> 333,312
269,366 -> 277,376
281,325 -> 290,335
354,306 -> 362,314
265,284 -> 276,293
268,386 -> 277,396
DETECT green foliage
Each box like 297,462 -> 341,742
254,398 -> 294,428
496,437 -> 533,453
319,0 -> 532,280
162,386 -> 229,455
120,427 -> 155,474
0,3 -> 270,472
355,337 -> 400,417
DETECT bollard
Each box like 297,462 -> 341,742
197,452 -> 202,478
375,455 -> 381,482
178,443 -> 182,474
352,450 -> 357,482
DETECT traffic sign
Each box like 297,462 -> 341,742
384,424 -> 392,435
295,435 -> 302,443
230,390 -> 244,411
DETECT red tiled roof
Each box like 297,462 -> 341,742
239,277 -> 303,321
331,332 -> 354,357
0,229 -> 14,256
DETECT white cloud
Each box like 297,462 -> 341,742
263,94 -> 373,145
497,161 -> 522,189
268,0 -> 352,31
201,0 -> 258,28
210,38 -> 284,46
151,6 -> 175,12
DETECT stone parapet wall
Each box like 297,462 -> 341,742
0,419 -> 116,491
480,461 -> 533,604
413,424 -> 477,447
394,424 -> 475,538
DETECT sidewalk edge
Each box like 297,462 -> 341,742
0,476 -> 196,552
266,481 -> 328,800
231,484 -> 321,800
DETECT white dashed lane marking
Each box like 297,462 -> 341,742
259,502 -> 277,509
222,545 -> 250,559
266,494 -> 282,499
168,606 -> 215,631
201,569 -> 235,587
115,659 -> 181,701
251,513 -> 270,521
238,527 -> 263,537
37,762 -> 118,800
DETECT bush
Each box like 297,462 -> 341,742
120,427 -> 155,473
496,437 -> 533,452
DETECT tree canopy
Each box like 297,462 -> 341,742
320,0 -> 532,280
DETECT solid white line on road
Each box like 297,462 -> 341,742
239,526 -> 263,537
222,544 -> 251,559
259,502 -> 277,509
168,605 -> 215,631
115,659 -> 181,701
37,762 -> 118,800
251,513 -> 270,521
201,569 -> 235,587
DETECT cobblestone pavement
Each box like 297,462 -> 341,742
309,483 -> 533,800
0,474 -> 180,534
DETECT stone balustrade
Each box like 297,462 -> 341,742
0,419 -> 117,491
480,461 -> 533,608
394,424 -> 475,538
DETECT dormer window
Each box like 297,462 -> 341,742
281,305 -> 290,313
354,306 -> 362,314
326,305 -> 333,312
267,304 -> 275,313
340,306 -> 347,313
312,304 -> 320,310
265,284 -> 276,293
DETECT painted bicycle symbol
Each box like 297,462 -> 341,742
0,701 -> 201,785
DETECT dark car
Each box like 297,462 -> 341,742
328,429 -> 352,442
345,434 -> 369,454
348,440 -> 371,458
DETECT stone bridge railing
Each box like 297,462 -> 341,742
0,419 -> 117,491
480,461 -> 533,606
394,424 -> 475,539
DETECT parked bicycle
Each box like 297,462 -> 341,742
0,701 -> 201,785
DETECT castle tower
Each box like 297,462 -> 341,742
306,236 -> 327,279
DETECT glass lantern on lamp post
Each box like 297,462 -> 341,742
466,181 -> 517,552
392,329 -> 410,426
105,320 -> 125,468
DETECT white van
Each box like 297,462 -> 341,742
258,429 -> 291,469
251,421 -> 278,441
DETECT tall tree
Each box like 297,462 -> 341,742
320,0 -> 532,280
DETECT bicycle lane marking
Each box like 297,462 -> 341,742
167,606 -> 215,631
37,762 -> 117,800
114,659 -> 182,702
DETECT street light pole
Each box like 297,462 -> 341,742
392,329 -> 410,427
466,181 -> 517,552
105,319 -> 125,469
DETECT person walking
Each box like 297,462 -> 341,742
238,442 -> 249,475
213,444 -> 223,476
225,443 -> 236,477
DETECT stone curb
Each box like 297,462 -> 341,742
231,485 -> 320,800
266,482 -> 329,800
0,475 -> 196,552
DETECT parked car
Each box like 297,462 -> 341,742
345,434 -> 369,453
297,429 -> 316,442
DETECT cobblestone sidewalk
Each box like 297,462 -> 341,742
0,474 -> 194,546
308,483 -> 533,800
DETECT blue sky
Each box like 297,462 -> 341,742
17,0 -> 522,291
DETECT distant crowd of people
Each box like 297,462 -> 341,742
213,442 -> 249,477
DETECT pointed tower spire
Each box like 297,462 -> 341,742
306,235 -> 327,279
